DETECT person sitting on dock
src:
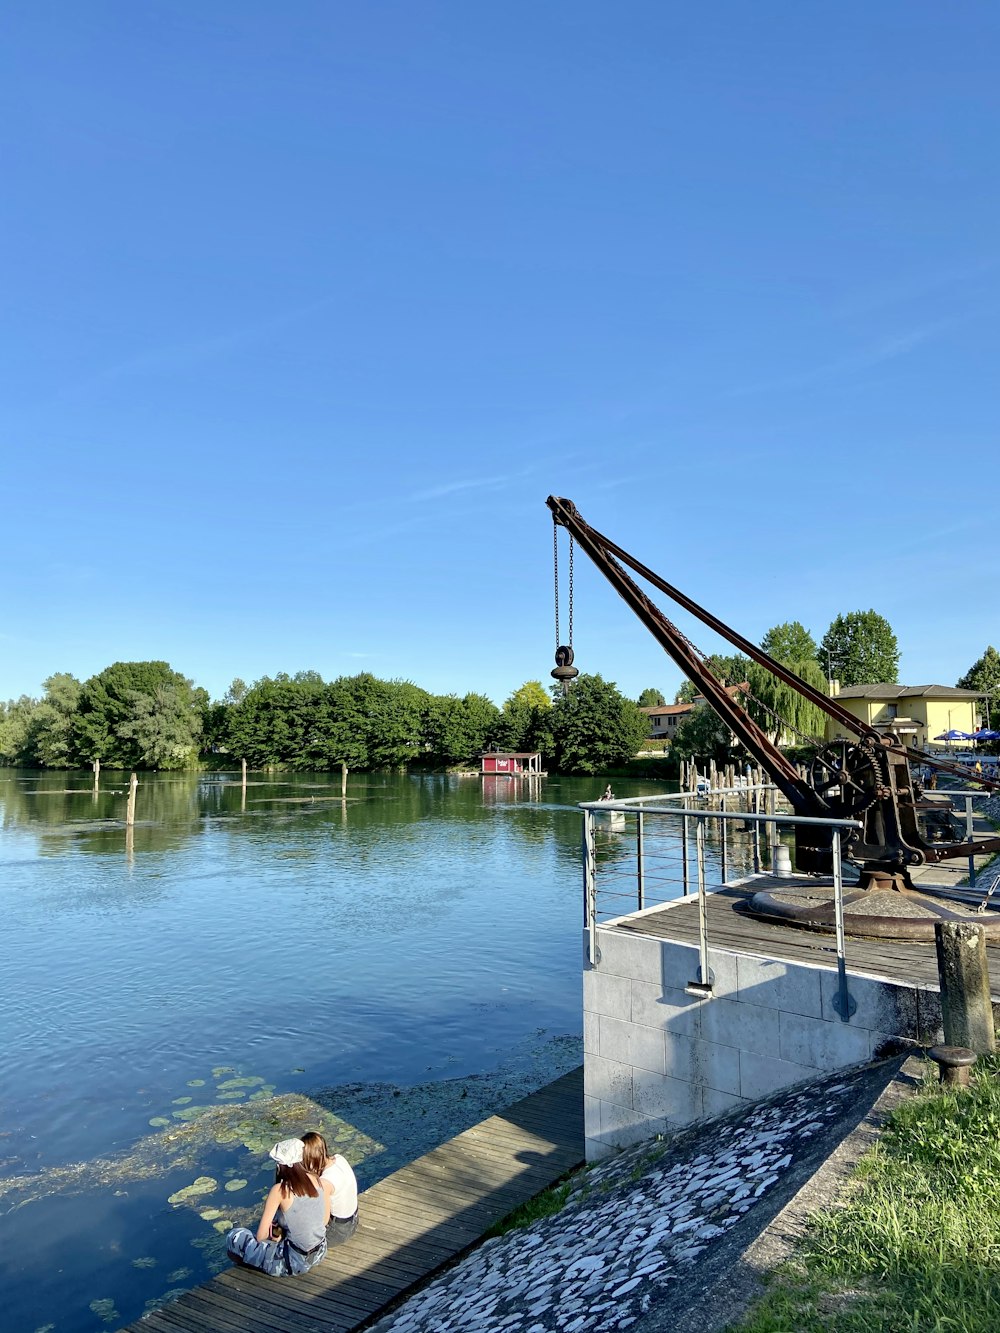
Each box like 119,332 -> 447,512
302,1131 -> 359,1245
226,1137 -> 330,1276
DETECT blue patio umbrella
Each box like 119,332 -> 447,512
974,729 -> 1000,741
934,730 -> 973,740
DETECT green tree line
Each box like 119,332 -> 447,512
0,664 -> 648,776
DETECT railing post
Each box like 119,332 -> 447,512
693,815 -> 712,992
682,811 -> 691,896
720,794 -> 728,884
751,788 -> 761,874
583,809 -> 598,965
636,810 -> 645,912
830,828 -> 855,1021
966,795 -> 976,888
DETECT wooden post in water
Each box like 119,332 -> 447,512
92,758 -> 100,796
126,771 -> 138,826
241,758 -> 247,812
934,922 -> 996,1054
341,761 -> 348,799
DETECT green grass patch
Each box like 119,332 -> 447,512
727,1059 -> 1000,1332
483,1177 -> 577,1239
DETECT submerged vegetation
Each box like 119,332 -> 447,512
727,1060 -> 1000,1333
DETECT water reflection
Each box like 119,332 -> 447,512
0,766 -> 677,1333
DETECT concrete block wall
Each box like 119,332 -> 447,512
583,923 -> 943,1160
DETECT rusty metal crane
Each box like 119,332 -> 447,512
547,495 -> 1000,938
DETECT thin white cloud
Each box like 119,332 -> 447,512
729,318 -> 959,398
71,299 -> 334,390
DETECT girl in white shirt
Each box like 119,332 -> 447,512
302,1130 -> 359,1246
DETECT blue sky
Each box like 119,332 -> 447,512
3,2 -> 998,709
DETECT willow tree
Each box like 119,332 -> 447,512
746,658 -> 830,747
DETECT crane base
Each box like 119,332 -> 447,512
747,882 -> 1000,941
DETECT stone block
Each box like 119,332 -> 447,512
737,955 -> 824,1019
663,1031 -> 741,1096
584,1052 -> 633,1109
820,971 -> 915,1034
778,1009 -> 872,1071
632,1067 -> 704,1125
599,1098 -> 668,1149
584,1093 -> 602,1140
704,947 -> 740,998
583,968 -> 632,1022
593,928 -> 665,985
698,994 -> 781,1057
701,1086 -> 744,1120
738,1049 -> 815,1101
631,979 -> 703,1037
583,1008 -> 600,1055
613,1018 -> 666,1074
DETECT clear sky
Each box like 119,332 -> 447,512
2,2 -> 998,709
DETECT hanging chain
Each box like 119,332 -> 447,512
567,535 -> 574,647
553,520 -> 560,651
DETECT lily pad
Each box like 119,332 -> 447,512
223,1178 -> 247,1192
211,1067 -> 235,1078
131,1257 -> 157,1269
215,1091 -> 245,1101
199,1208 -> 223,1220
212,1219 -> 233,1233
216,1077 -> 265,1091
168,1268 -> 192,1282
187,1079 -> 206,1087
172,1097 -> 192,1106
148,1117 -> 170,1128
172,1106 -> 209,1121
89,1298 -> 119,1324
167,1176 -> 217,1204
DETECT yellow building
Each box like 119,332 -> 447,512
825,683 -> 983,749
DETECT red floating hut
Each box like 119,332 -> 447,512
479,751 -> 544,777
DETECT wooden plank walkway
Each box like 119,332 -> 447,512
611,875 -> 1000,998
122,1067 -> 584,1333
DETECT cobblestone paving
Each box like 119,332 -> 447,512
367,1066 -> 876,1333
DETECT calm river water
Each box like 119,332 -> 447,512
0,767 -> 676,1333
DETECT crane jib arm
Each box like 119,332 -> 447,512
546,495 -> 826,813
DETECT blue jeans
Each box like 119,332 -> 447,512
226,1227 -> 328,1276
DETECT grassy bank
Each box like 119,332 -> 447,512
727,1059 -> 1000,1333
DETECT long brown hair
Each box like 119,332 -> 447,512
300,1131 -> 329,1176
275,1162 -> 318,1198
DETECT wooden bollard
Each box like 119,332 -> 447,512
126,771 -> 138,827
934,921 -> 996,1055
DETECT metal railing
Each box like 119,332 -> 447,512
580,781 -> 998,1025
580,787 -> 863,1022
933,789 -> 994,889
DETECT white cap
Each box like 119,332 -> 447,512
269,1138 -> 304,1166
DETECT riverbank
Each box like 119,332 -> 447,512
361,1058 -> 909,1333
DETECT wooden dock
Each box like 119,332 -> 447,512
122,1067 -> 584,1333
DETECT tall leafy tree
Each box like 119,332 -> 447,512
637,687 -> 666,707
495,680 -> 552,754
31,673 -> 83,768
0,696 -> 41,765
746,658 -> 829,746
760,622 -> 818,665
958,646 -> 1000,726
547,674 -> 647,774
820,611 -> 899,686
422,693 -> 500,765
73,662 -> 204,769
671,703 -> 733,763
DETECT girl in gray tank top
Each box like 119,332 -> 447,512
225,1137 -> 330,1277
